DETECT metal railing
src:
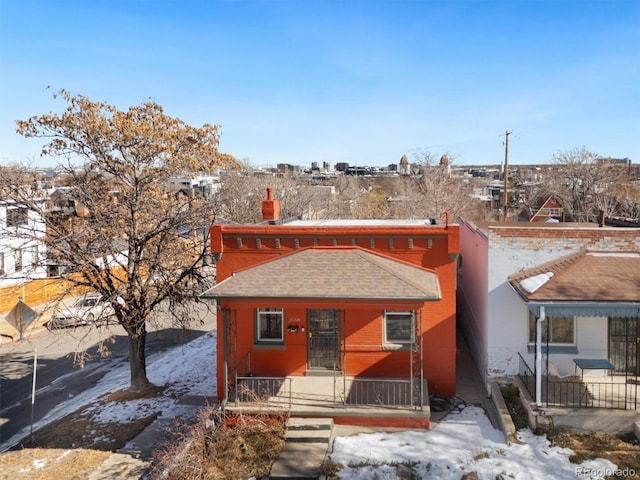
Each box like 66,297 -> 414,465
233,376 -> 292,408
544,378 -> 638,410
343,378 -> 423,410
229,375 -> 424,411
518,352 -> 536,400
518,352 -> 638,410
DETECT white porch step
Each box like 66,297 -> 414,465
285,418 -> 333,443
287,417 -> 334,431
285,428 -> 332,443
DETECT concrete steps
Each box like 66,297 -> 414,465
269,417 -> 334,480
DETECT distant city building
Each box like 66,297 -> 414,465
167,175 -> 221,199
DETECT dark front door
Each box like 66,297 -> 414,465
308,309 -> 340,370
609,317 -> 640,375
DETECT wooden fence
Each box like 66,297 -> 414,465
0,277 -> 89,315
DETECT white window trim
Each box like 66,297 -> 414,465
383,310 -> 415,345
14,248 -> 23,272
256,308 -> 284,343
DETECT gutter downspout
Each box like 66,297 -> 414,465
535,306 -> 545,407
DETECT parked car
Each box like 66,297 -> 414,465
46,294 -> 115,329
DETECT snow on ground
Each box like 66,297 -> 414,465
0,330 -> 217,452
1,330 -> 624,479
331,406 -> 618,479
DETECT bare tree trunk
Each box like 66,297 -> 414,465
128,326 -> 151,392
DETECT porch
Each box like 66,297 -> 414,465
223,374 -> 431,427
518,353 -> 640,410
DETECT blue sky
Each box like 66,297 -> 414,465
1,0 -> 638,168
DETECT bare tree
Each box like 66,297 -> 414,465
549,147 -> 627,222
214,168 -> 331,223
410,151 -> 481,221
3,90 -> 238,392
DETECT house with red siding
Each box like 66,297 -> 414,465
201,189 -> 460,428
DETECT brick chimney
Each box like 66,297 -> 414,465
261,188 -> 280,224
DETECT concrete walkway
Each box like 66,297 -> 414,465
455,328 -> 488,406
269,418 -> 334,480
88,396 -> 211,480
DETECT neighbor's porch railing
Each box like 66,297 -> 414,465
518,352 -> 536,399
518,352 -> 639,410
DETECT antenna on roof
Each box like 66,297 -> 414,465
502,130 -> 512,222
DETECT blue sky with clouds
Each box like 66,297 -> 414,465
1,0 -> 638,168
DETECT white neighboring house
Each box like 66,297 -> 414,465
0,200 -> 47,288
458,219 -> 640,392
166,174 -> 221,199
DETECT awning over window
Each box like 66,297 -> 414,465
525,302 -> 640,318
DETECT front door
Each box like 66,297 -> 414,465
308,309 -> 340,370
609,317 -> 640,374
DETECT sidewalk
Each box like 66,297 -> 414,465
89,396 -> 213,480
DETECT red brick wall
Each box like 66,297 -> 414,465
488,225 -> 640,252
212,224 -> 460,398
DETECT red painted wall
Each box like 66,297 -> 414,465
211,223 -> 459,399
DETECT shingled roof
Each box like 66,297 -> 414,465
508,250 -> 640,302
202,247 -> 441,300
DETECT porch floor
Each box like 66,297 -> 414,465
226,375 -> 431,424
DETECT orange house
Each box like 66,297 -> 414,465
202,190 -> 460,428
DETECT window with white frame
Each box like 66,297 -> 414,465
30,245 -> 39,267
528,311 -> 575,344
384,311 -> 415,344
256,308 -> 284,342
14,249 -> 23,272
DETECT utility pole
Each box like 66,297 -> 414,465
503,130 -> 512,222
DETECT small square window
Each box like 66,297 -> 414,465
384,311 -> 414,344
256,308 -> 284,342
528,311 -> 575,345
7,207 -> 29,227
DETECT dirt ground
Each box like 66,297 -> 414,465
549,430 -> 640,479
0,387 -> 162,480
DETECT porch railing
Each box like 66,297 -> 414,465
518,352 -> 536,399
228,375 -> 424,411
344,378 -> 422,410
544,378 -> 638,409
233,376 -> 292,408
518,352 -> 639,410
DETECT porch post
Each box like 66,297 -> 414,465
221,306 -> 229,407
535,306 -> 545,407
